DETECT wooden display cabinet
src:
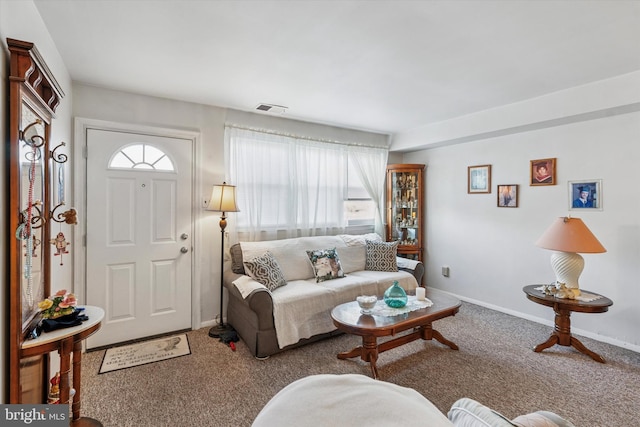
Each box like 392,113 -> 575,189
386,164 -> 425,261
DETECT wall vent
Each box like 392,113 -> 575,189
255,103 -> 288,114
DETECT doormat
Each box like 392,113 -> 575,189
99,334 -> 190,374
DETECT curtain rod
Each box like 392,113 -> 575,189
225,123 -> 390,150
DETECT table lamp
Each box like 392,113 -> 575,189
535,216 -> 606,298
207,182 -> 239,337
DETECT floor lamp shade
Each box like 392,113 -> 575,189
535,217 -> 606,295
207,183 -> 239,213
207,182 -> 239,338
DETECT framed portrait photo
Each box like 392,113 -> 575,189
497,184 -> 518,207
530,158 -> 556,186
569,180 -> 602,211
467,164 -> 491,194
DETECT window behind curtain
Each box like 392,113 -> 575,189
226,126 -> 379,241
345,157 -> 376,229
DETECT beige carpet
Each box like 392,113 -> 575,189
79,302 -> 640,426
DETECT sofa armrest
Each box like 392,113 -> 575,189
396,257 -> 425,285
224,271 -> 275,328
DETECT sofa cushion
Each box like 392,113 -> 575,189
243,251 -> 287,291
334,245 -> 365,274
240,236 -> 346,281
365,240 -> 399,272
448,398 -> 515,427
230,243 -> 245,274
306,248 -> 345,282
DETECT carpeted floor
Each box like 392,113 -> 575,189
78,301 -> 640,426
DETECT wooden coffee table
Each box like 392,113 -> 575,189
331,291 -> 461,379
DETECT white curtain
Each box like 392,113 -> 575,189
226,126 -> 389,241
347,145 -> 388,237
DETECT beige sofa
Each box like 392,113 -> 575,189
223,234 -> 424,358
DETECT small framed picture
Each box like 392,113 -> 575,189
530,158 -> 556,186
467,165 -> 491,194
497,185 -> 518,207
569,180 -> 602,210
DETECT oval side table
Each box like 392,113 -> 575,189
21,306 -> 104,426
523,285 -> 612,363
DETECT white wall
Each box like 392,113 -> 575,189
395,76 -> 640,351
1,0 -> 73,403
71,83 -> 390,329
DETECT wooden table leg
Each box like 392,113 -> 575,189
71,340 -> 103,427
570,336 -> 606,363
72,340 -> 82,421
337,346 -> 363,360
361,336 -> 379,379
336,336 -> 380,379
533,304 -> 606,363
420,323 -> 459,350
533,334 -> 559,352
59,337 -> 73,407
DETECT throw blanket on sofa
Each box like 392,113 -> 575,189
271,271 -> 417,348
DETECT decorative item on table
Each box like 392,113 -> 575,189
383,281 -> 408,308
356,295 -> 377,314
541,282 -> 575,299
38,289 -> 77,319
535,216 -> 606,298
37,290 -> 88,332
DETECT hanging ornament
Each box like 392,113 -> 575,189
50,231 -> 70,265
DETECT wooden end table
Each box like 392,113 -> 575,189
331,292 -> 461,379
523,285 -> 613,363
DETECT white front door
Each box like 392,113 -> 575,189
85,129 -> 193,349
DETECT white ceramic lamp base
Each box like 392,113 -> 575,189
550,251 -> 584,297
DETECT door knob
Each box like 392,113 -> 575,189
181,233 -> 189,240
180,247 -> 188,253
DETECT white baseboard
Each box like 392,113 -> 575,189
430,288 -> 640,354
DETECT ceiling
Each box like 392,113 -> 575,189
33,0 -> 640,135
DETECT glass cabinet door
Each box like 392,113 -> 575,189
386,164 -> 424,260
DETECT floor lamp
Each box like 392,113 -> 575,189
207,182 -> 239,338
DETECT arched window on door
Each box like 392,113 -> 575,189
109,143 -> 175,171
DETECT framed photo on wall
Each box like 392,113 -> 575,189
467,165 -> 491,194
569,180 -> 602,210
497,185 -> 518,207
530,158 -> 556,186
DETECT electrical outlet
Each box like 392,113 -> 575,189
203,199 -> 209,208
442,266 -> 450,277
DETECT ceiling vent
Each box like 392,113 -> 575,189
255,103 -> 288,114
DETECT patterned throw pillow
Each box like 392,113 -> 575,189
365,240 -> 399,272
306,248 -> 345,283
243,251 -> 287,291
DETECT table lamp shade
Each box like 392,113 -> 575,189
207,183 -> 239,213
535,217 -> 606,253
